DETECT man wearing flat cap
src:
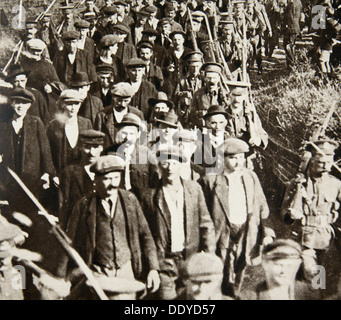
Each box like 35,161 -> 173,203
46,89 -> 92,175
238,239 -> 320,300
94,82 -> 144,147
162,29 -> 192,97
0,89 -> 56,212
4,64 -> 51,126
130,10 -> 148,46
190,62 -> 229,128
56,155 -> 160,299
19,38 -> 60,95
59,129 -> 106,229
114,0 -> 134,27
281,138 -> 341,296
91,64 -> 116,108
110,23 -> 135,62
137,41 -> 164,90
141,146 -> 215,299
93,6 -> 119,44
200,137 -> 275,298
125,58 -> 158,120
53,30 -> 97,85
74,19 -> 95,61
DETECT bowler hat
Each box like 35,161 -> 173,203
203,105 -> 229,119
223,137 -> 249,155
68,72 -> 93,87
79,129 -> 106,146
5,64 -> 30,82
90,155 -> 125,174
148,92 -> 174,110
10,88 -> 35,103
154,110 -> 178,128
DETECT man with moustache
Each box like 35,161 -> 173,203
56,155 -> 160,300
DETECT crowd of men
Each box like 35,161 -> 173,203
0,0 -> 340,300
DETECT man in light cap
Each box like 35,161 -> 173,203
53,31 -> 97,85
238,239 -> 320,300
141,146 -> 215,299
94,82 -> 144,147
19,38 -> 60,95
280,138 -> 341,296
46,89 -> 92,175
180,252 -> 225,300
56,155 -> 160,300
125,58 -> 158,120
200,137 -> 275,298
190,62 -> 229,128
59,129 -> 106,229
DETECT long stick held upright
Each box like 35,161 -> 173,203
6,167 -> 109,300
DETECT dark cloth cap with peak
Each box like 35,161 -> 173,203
79,129 -> 106,146
10,88 -> 35,103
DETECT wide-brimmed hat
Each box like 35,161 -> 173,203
148,92 -> 174,110
154,110 -> 178,128
203,105 -> 229,119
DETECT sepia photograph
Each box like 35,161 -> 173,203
0,0 -> 340,307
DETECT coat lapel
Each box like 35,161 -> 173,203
214,175 -> 231,221
86,196 -> 98,252
183,181 -> 194,246
155,187 -> 171,232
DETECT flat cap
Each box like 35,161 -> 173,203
103,6 -> 118,15
142,27 -> 158,36
224,138 -> 249,155
158,17 -> 172,26
0,222 -> 24,243
125,58 -> 147,68
79,129 -> 106,146
226,80 -> 251,88
59,89 -> 84,103
74,19 -> 91,29
26,38 -> 46,51
182,253 -> 223,280
62,30 -> 79,41
90,155 -> 125,174
10,88 -> 35,103
204,105 -> 229,119
112,23 -> 130,34
157,145 -> 188,163
116,112 -> 142,129
306,139 -> 339,156
96,64 -> 115,74
172,130 -> 197,143
137,40 -> 154,50
201,62 -> 224,74
184,51 -> 203,63
155,110 -> 178,128
111,82 -> 133,97
99,34 -> 120,48
144,5 -> 158,13
169,30 -> 186,38
262,239 -> 302,261
83,11 -> 97,19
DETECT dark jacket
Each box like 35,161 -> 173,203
56,190 -> 160,281
46,116 -> 92,175
78,95 -> 104,126
53,49 -> 97,85
94,106 -> 144,147
142,179 -> 216,261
